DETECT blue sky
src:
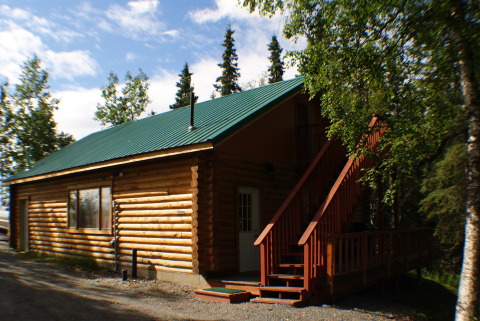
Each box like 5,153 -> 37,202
0,0 -> 302,139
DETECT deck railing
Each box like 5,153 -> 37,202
298,116 -> 384,292
255,133 -> 346,286
325,228 -> 433,295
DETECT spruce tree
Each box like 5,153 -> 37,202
214,27 -> 242,96
267,35 -> 284,84
170,63 -> 198,109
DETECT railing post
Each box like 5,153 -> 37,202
304,241 -> 311,293
326,237 -> 335,296
260,242 -> 267,286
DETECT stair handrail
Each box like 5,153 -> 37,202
298,115 -> 384,292
254,134 -> 338,246
298,115 -> 383,246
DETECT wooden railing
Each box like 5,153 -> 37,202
325,228 -> 433,295
255,134 -> 346,286
298,116 -> 384,293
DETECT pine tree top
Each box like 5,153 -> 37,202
214,27 -> 242,97
268,35 -> 284,84
170,62 -> 198,109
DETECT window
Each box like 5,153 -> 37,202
68,187 -> 112,230
239,193 -> 252,232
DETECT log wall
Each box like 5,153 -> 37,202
10,155 -> 198,275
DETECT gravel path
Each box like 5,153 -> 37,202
0,241 -> 413,321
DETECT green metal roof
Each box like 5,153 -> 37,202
7,77 -> 304,182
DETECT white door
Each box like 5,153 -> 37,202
238,187 -> 260,272
19,199 -> 29,252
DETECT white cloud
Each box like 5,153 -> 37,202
126,52 -> 137,62
189,0 -> 255,23
103,0 -> 165,40
44,50 -> 98,81
0,26 -> 98,84
54,87 -> 103,140
0,27 -> 44,82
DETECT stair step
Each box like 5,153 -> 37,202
278,263 -> 304,268
251,297 -> 303,306
259,286 -> 305,293
269,274 -> 304,280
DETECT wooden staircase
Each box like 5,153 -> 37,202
252,116 -> 384,305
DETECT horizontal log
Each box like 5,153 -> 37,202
113,189 -> 169,198
32,245 -> 115,259
29,208 -> 66,214
114,193 -> 192,204
30,235 -> 111,247
118,242 -> 192,253
127,262 -> 192,274
30,240 -> 113,253
29,202 -> 65,209
117,223 -> 191,231
118,256 -> 192,269
116,209 -> 193,217
117,230 -> 192,238
118,250 -> 191,261
118,200 -> 192,210
29,222 -> 66,228
29,213 -> 66,219
32,231 -> 113,241
114,178 -> 192,192
30,218 -> 67,224
118,236 -> 192,246
115,171 -> 192,187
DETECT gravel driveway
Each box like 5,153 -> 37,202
0,240 -> 412,321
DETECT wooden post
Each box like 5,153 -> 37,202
326,238 -> 334,296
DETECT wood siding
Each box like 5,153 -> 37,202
10,155 -> 198,274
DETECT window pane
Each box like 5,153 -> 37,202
239,193 -> 252,232
68,190 -> 77,228
101,187 -> 111,229
78,189 -> 99,228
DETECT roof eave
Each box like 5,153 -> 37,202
6,142 -> 213,186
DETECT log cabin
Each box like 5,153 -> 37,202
6,77 -> 432,305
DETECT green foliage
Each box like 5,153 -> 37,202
170,63 -> 198,109
267,35 -> 284,83
11,56 -> 75,172
421,139 -> 466,273
245,0 -> 472,194
95,69 -> 151,126
214,27 -> 242,96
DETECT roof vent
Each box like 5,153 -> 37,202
188,92 -> 196,132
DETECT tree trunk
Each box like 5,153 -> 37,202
451,1 -> 480,320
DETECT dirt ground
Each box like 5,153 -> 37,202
0,238 -> 413,321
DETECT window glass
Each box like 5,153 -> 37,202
101,187 -> 111,229
78,189 -> 99,228
239,193 -> 252,232
68,190 -> 77,228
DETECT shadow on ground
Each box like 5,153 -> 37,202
0,248 -> 192,321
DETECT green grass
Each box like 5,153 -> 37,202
387,272 -> 457,321
14,251 -> 99,270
